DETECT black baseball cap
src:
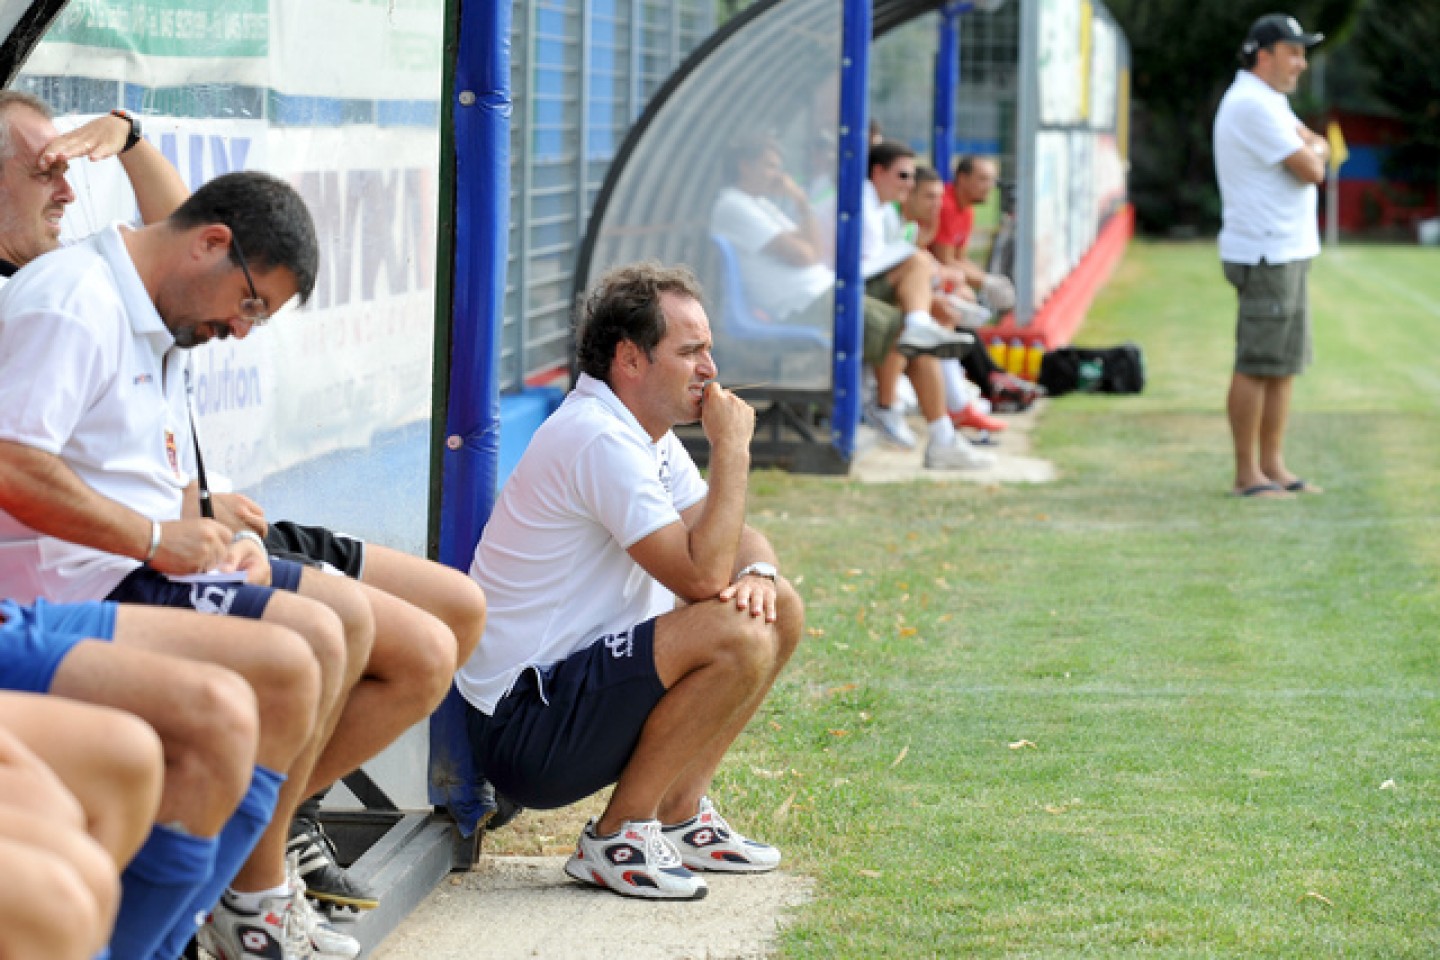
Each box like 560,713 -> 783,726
1242,13 -> 1324,55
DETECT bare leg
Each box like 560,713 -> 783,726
596,581 -> 803,836
303,583 -> 456,794
1258,375 -> 1297,484
875,349 -> 906,408
0,693 -> 163,866
905,354 -> 948,424
361,545 -> 486,666
1227,372 -> 1276,493
657,578 -> 804,824
50,642 -> 259,837
0,824 -> 116,960
887,255 -> 936,316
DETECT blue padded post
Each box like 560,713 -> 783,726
429,0 -> 512,834
933,3 -> 962,178
830,0 -> 871,462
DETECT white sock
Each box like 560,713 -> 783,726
940,358 -> 969,411
927,417 -> 956,447
903,310 -> 931,331
225,882 -> 292,911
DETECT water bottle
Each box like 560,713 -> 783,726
1005,337 -> 1027,376
987,336 -> 1007,371
1024,339 -> 1045,382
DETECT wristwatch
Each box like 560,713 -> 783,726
735,562 -> 778,582
110,109 -> 142,153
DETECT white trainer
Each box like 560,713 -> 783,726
662,797 -> 781,873
564,819 -> 708,900
287,854 -> 361,960
198,889 -> 312,960
864,403 -> 918,449
924,435 -> 996,470
897,313 -> 974,358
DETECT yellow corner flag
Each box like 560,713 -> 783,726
1326,120 -> 1349,173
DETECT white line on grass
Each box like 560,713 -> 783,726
1327,253 -> 1440,319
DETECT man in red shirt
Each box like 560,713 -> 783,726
932,156 -> 1014,313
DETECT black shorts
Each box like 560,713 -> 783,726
105,559 -> 305,620
466,619 -> 665,810
264,521 -> 366,579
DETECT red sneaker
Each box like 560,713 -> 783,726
950,404 -> 1007,433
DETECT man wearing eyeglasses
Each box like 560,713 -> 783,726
0,167 -> 392,960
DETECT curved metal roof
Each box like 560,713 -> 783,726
574,0 -> 957,302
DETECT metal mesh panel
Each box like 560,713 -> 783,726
584,0 -> 844,392
505,0 -> 717,390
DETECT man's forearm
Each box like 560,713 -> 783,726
683,441 -> 751,595
0,441 -> 152,561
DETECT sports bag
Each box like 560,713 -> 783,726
1038,342 -> 1146,396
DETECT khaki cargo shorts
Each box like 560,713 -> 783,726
1224,258 -> 1312,377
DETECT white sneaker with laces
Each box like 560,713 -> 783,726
924,435 -> 996,470
897,313 -> 974,357
287,854 -> 361,959
198,888 -> 313,960
864,403 -> 917,449
662,797 -> 781,873
564,819 -> 707,900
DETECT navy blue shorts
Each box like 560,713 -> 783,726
0,598 -> 117,694
104,559 -> 305,620
467,618 -> 666,810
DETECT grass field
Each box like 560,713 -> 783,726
711,242 -> 1440,957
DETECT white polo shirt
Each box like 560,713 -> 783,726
710,187 -> 833,321
456,373 -> 708,714
0,226 -> 194,603
860,179 -> 917,279
1213,69 -> 1319,265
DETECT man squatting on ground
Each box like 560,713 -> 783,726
0,158 -> 447,959
456,263 -> 804,900
1213,13 -> 1327,499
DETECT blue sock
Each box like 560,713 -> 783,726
150,766 -> 286,960
110,824 -> 217,960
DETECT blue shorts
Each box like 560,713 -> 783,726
0,598 -> 117,694
466,619 -> 666,810
104,559 -> 305,620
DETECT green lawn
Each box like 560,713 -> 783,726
724,241 -> 1440,957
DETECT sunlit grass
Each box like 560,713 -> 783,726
720,241 -> 1440,957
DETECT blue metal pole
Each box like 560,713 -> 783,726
429,0 -> 511,834
933,4 -> 960,178
830,0 -> 871,462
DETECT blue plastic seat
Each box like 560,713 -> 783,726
710,233 -> 831,366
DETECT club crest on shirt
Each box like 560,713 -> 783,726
133,373 -> 153,386
658,449 -> 673,494
164,429 -> 179,477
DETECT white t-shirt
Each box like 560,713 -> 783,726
456,373 -> 708,714
0,226 -> 194,603
1213,69 -> 1319,265
860,179 -> 917,279
709,187 -> 833,321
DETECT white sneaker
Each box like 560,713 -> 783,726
924,435 -> 996,470
897,313 -> 974,358
864,403 -> 917,449
942,294 -> 993,329
287,854 -> 361,960
564,819 -> 708,900
662,797 -> 781,873
198,889 -> 313,960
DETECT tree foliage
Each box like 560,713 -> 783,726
1104,0 -> 1364,234
1350,1 -> 1440,182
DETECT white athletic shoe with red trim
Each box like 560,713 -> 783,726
564,819 -> 707,900
662,796 -> 782,873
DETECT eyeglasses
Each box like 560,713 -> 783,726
229,232 -> 270,326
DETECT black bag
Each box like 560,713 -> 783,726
1038,342 -> 1146,396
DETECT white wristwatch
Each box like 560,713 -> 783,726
735,562 -> 778,582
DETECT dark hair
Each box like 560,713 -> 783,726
868,140 -> 915,178
953,155 -> 996,180
914,165 -> 942,187
575,262 -> 705,383
723,132 -> 779,182
169,171 -> 319,305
